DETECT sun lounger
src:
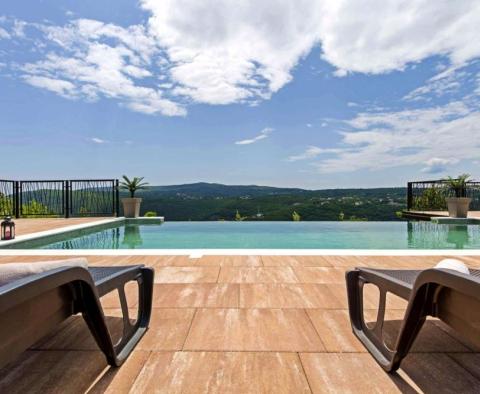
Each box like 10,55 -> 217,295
346,267 -> 480,372
0,263 -> 154,368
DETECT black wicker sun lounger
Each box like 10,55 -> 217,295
0,265 -> 154,369
346,267 -> 480,372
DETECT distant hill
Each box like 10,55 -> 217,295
124,182 -> 407,221
141,182 -> 308,197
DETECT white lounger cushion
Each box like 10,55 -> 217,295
0,258 -> 89,286
434,258 -> 470,275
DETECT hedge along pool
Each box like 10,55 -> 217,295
2,221 -> 480,250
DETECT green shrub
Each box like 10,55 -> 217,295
144,211 -> 157,217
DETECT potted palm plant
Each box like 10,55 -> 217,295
120,175 -> 149,218
445,174 -> 471,218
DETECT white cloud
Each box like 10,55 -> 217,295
306,123 -> 313,128
288,146 -> 325,161
2,0 -> 480,115
19,20 -> 185,116
235,127 -> 273,145
0,27 -> 10,39
421,157 -> 458,174
22,75 -> 76,98
141,0 -> 321,105
90,137 -> 107,144
301,101 -> 480,174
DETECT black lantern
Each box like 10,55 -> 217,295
1,216 -> 15,241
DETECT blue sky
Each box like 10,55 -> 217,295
0,0 -> 479,188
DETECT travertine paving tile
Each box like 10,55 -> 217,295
196,255 -> 262,266
153,283 -> 239,308
32,313 -> 125,350
152,255 -> 194,267
448,353 -> 480,380
300,353 -> 401,393
432,320 -> 480,352
218,267 -> 299,283
239,284 -> 344,308
324,284 -> 349,309
184,308 -> 325,351
399,353 -> 480,392
363,310 -> 470,353
88,255 -> 157,267
34,309 -> 195,352
100,281 -> 140,309
261,255 -> 334,267
132,351 -> 311,393
90,350 -> 150,394
0,350 -> 107,393
307,310 -> 366,352
293,267 -> 347,284
261,255 -> 304,267
154,266 -> 219,283
137,309 -> 195,350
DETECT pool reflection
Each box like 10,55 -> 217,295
407,222 -> 478,249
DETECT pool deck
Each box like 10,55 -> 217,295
1,253 -> 479,392
403,210 -> 480,220
12,217 -> 111,236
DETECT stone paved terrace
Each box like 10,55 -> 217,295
0,254 -> 479,393
10,217 -> 111,237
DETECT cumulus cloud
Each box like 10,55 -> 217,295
1,0 -> 480,115
235,127 -> 273,145
421,157 -> 458,174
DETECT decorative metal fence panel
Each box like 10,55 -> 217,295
20,180 -> 65,217
0,180 -> 15,216
0,179 -> 119,218
69,180 -> 119,217
407,180 -> 480,211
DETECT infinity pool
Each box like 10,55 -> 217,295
9,221 -> 480,249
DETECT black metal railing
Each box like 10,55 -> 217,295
0,179 -> 119,218
407,179 -> 480,211
0,180 -> 15,217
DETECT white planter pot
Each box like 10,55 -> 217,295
122,198 -> 142,218
446,197 -> 471,218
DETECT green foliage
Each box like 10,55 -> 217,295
347,215 -> 367,221
22,200 -> 51,217
445,174 -> 470,197
144,211 -> 157,217
292,211 -> 301,221
0,193 -> 13,216
235,209 -> 246,221
395,211 -> 403,219
338,211 -> 345,221
137,185 -> 406,221
120,175 -> 149,198
413,187 -> 446,210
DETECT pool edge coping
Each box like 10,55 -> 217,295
0,249 -> 480,257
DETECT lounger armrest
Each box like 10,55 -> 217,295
0,266 -> 96,314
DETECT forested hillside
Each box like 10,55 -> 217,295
124,183 -> 406,221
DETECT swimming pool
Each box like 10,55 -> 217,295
5,221 -> 480,250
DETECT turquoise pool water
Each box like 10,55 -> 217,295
12,221 -> 480,249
